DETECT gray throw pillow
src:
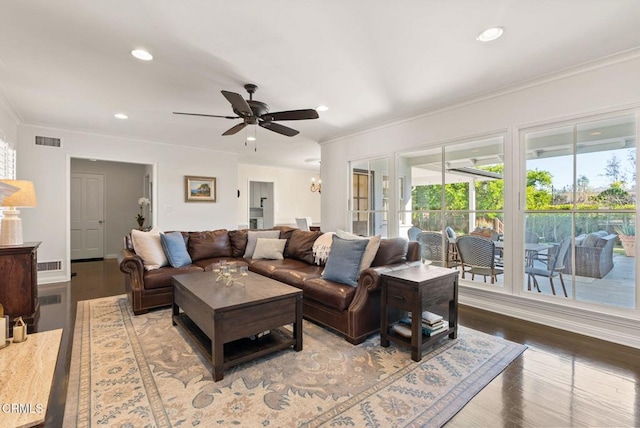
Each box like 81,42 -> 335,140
252,238 -> 287,260
321,235 -> 369,286
244,230 -> 281,258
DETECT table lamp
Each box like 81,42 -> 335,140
0,180 -> 37,246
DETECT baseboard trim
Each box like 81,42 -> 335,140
460,286 -> 640,349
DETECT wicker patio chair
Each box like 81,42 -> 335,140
407,226 -> 422,241
456,235 -> 503,284
526,236 -> 571,297
416,231 -> 448,267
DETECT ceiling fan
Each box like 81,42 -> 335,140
173,84 -> 319,137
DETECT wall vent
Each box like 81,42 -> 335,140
37,261 -> 62,272
35,136 -> 62,148
39,294 -> 62,306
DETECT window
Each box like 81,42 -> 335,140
398,135 -> 505,285
349,158 -> 389,237
523,114 -> 636,308
0,137 -> 16,179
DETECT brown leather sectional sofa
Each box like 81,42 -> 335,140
118,227 -> 420,344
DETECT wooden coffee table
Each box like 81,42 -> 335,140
172,270 -> 303,381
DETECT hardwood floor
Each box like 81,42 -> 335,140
36,259 -> 640,427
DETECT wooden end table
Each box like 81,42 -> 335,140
172,270 -> 303,381
380,265 -> 459,361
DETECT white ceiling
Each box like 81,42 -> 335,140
1,1 -> 640,170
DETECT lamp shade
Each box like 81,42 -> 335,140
0,180 -> 37,208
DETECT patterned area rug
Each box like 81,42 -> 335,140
63,295 -> 526,427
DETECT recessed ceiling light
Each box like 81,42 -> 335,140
114,113 -> 128,119
131,49 -> 153,61
476,27 -> 505,42
315,105 -> 329,112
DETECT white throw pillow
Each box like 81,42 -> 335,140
336,229 -> 381,271
131,228 -> 168,270
252,238 -> 287,260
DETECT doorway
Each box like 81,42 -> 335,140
70,158 -> 151,260
249,181 -> 274,229
70,172 -> 105,260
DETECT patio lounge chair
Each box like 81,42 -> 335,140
526,237 -> 571,297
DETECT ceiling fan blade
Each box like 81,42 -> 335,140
263,109 -> 319,121
259,121 -> 299,137
173,112 -> 239,119
221,90 -> 253,117
222,122 -> 247,136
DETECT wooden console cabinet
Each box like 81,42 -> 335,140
0,242 -> 41,333
380,264 -> 459,361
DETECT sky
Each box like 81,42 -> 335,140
527,148 -> 636,191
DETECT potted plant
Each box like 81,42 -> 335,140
615,222 -> 635,257
136,197 -> 151,230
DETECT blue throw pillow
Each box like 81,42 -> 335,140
322,235 -> 369,286
160,232 -> 192,268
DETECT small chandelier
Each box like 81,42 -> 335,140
310,177 -> 321,193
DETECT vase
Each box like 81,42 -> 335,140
619,234 -> 635,257
137,218 -> 145,230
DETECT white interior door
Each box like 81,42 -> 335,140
70,172 -> 105,260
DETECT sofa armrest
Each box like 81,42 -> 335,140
117,249 -> 145,291
358,261 -> 423,293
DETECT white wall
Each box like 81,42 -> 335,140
237,164 -> 321,229
320,50 -> 640,348
17,125 -> 239,283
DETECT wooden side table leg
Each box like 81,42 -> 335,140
171,301 -> 179,326
212,313 -> 224,382
294,295 -> 303,351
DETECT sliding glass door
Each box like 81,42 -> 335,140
523,113 -> 637,308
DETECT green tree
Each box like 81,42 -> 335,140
604,155 -> 627,185
526,169 -> 553,209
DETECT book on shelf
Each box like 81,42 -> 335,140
394,318 -> 448,337
407,310 -> 443,326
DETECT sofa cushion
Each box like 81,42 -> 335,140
270,265 -> 323,288
335,229 -> 381,272
143,264 -> 204,290
244,230 -> 281,258
188,230 -> 233,261
252,238 -> 287,260
131,228 -> 168,271
285,230 -> 322,264
322,235 -> 368,286
228,229 -> 248,257
302,277 -> 357,311
160,231 -> 192,268
249,258 -> 311,277
372,237 -> 409,267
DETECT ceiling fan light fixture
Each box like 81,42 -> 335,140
246,135 -> 256,142
476,26 -> 505,42
131,49 -> 153,61
315,105 -> 329,112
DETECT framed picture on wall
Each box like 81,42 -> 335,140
185,176 -> 216,202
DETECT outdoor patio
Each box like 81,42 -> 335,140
459,251 -> 636,309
